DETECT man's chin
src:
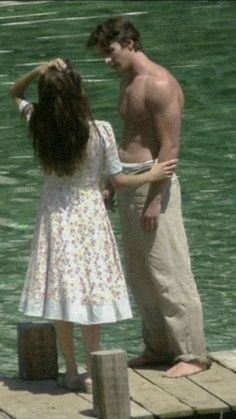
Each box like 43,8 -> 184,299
114,65 -> 124,74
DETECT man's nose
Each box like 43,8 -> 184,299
105,57 -> 112,65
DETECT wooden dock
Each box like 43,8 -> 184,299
1,350 -> 236,418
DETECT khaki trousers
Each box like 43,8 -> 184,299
117,175 -> 210,366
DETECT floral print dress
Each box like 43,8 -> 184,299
19,100 -> 132,324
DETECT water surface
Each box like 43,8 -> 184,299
0,0 -> 236,375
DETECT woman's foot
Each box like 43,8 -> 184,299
84,377 -> 93,394
62,373 -> 93,394
64,372 -> 82,391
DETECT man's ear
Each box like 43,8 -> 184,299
127,40 -> 134,51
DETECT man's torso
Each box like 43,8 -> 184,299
118,61 -> 184,163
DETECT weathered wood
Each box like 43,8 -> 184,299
91,349 -> 130,419
81,392 -> 153,419
134,366 -> 229,415
189,363 -> 236,410
209,350 -> 236,373
130,399 -> 154,419
0,410 -> 13,419
128,368 -> 193,418
0,376 -> 93,419
17,322 -> 58,380
3,349 -> 236,418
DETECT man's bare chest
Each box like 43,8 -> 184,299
119,91 -> 147,120
119,80 -> 148,120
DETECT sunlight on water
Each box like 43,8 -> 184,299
0,0 -> 236,376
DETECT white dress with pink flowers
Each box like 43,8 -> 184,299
19,101 -> 132,324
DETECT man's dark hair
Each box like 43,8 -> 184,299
87,16 -> 143,51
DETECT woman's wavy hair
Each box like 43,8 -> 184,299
29,61 -> 93,176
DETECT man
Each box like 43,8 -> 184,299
87,17 -> 210,377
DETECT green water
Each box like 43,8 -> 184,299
1,0 -> 236,376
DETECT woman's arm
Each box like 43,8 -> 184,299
110,159 -> 177,190
101,122 -> 177,193
9,58 -> 66,105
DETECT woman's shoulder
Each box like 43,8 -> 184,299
93,120 -> 113,130
93,120 -> 114,139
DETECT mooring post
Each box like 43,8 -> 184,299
91,349 -> 131,419
17,321 -> 58,380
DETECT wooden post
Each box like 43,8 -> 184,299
17,321 -> 58,380
91,349 -> 131,419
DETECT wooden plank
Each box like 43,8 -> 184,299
130,400 -> 154,419
79,392 -> 153,419
128,368 -> 193,418
209,350 -> 236,373
0,376 -> 94,419
0,410 -> 13,419
70,377 -> 156,419
134,366 -> 229,415
189,363 -> 236,410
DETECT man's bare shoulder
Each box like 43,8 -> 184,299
147,63 -> 179,90
128,68 -> 172,97
144,63 -> 184,109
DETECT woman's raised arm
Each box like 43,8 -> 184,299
9,58 -> 67,105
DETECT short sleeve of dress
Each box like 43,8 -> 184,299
18,99 -> 34,122
100,122 -> 123,176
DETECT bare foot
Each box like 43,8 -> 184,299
163,361 -> 208,378
84,377 -> 93,394
128,355 -> 157,368
64,372 -> 81,390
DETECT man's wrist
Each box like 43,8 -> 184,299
151,193 -> 162,203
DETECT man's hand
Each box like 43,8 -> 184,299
142,197 -> 162,232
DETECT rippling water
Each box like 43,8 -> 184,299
0,0 -> 236,376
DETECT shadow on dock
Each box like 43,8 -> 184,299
1,349 -> 236,418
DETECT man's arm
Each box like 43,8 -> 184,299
142,77 -> 182,232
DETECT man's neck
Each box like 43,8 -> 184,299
126,51 -> 151,78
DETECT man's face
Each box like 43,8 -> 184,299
99,41 -> 132,73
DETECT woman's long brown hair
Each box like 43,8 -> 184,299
29,62 -> 92,176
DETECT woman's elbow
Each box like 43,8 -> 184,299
9,85 -> 19,99
110,176 -> 125,190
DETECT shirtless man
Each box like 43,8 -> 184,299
87,17 -> 210,377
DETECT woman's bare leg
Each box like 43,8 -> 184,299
81,324 -> 100,392
54,320 -> 80,388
